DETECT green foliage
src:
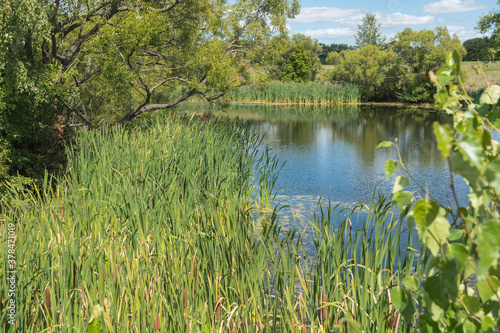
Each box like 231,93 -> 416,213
379,50 -> 500,332
0,0 -> 67,177
323,45 -> 399,101
318,43 -> 354,64
87,305 -> 103,333
248,34 -> 322,82
282,45 -> 313,82
392,27 -> 466,102
291,34 -> 323,80
220,81 -> 360,104
477,1 -> 500,61
354,13 -> 386,49
321,26 -> 467,102
463,37 -> 496,61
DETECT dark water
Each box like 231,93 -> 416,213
179,103 -> 472,251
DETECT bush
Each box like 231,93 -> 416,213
379,51 -> 500,331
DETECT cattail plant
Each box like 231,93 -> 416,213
1,111 -> 425,332
193,82 -> 360,105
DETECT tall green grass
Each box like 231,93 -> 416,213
265,195 -> 424,332
216,82 -> 360,105
1,113 -> 423,332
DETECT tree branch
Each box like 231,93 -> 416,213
115,88 -> 195,125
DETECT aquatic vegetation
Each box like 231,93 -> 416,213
1,112 -> 418,332
215,82 -> 360,105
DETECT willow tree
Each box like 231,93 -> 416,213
0,0 -> 299,175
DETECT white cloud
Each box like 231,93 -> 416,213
446,25 -> 488,41
301,28 -> 357,41
290,7 -> 364,24
290,7 -> 434,27
378,13 -> 435,27
423,0 -> 487,14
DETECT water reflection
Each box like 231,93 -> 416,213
207,104 -> 467,207
178,103 -> 470,232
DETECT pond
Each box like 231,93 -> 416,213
178,103 -> 472,252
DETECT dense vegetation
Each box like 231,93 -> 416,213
0,114 -> 420,331
379,51 -> 500,332
0,0 -> 299,178
2,0 -> 500,331
3,54 -> 500,331
219,81 -> 359,104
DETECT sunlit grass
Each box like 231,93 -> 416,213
212,82 -> 360,105
462,60 -> 500,91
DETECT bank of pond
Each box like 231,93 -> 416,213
0,105 -> 468,331
191,81 -> 360,105
188,81 -> 484,107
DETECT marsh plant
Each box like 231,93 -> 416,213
1,110 -> 417,332
216,82 -> 360,105
2,51 -> 499,332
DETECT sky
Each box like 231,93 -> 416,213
287,0 -> 499,45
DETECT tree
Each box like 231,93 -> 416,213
247,34 -> 321,82
291,34 -> 322,80
323,45 -> 399,100
318,43 -> 353,64
463,37 -> 492,61
391,26 -> 466,102
282,45 -> 312,82
477,0 -> 500,60
0,0 -> 300,176
354,13 -> 385,49
0,0 -> 68,177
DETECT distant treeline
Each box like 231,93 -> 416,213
462,37 -> 500,61
317,37 -> 499,65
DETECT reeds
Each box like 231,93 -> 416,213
0,112 -> 424,332
265,195 -> 424,332
212,82 -> 360,105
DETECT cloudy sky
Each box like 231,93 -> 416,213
287,0 -> 498,45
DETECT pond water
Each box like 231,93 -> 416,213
179,103 -> 472,253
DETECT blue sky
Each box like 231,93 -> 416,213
287,0 -> 499,45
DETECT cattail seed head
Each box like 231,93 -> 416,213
192,254 -> 197,278
291,317 -> 296,332
45,286 -> 51,313
216,296 -> 221,320
115,263 -> 120,281
154,314 -> 161,331
322,294 -> 327,322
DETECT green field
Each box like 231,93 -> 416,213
462,60 -> 500,91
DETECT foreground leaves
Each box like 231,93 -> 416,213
382,50 -> 500,332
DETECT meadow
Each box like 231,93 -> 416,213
0,112 -> 421,332
462,60 -> 500,91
